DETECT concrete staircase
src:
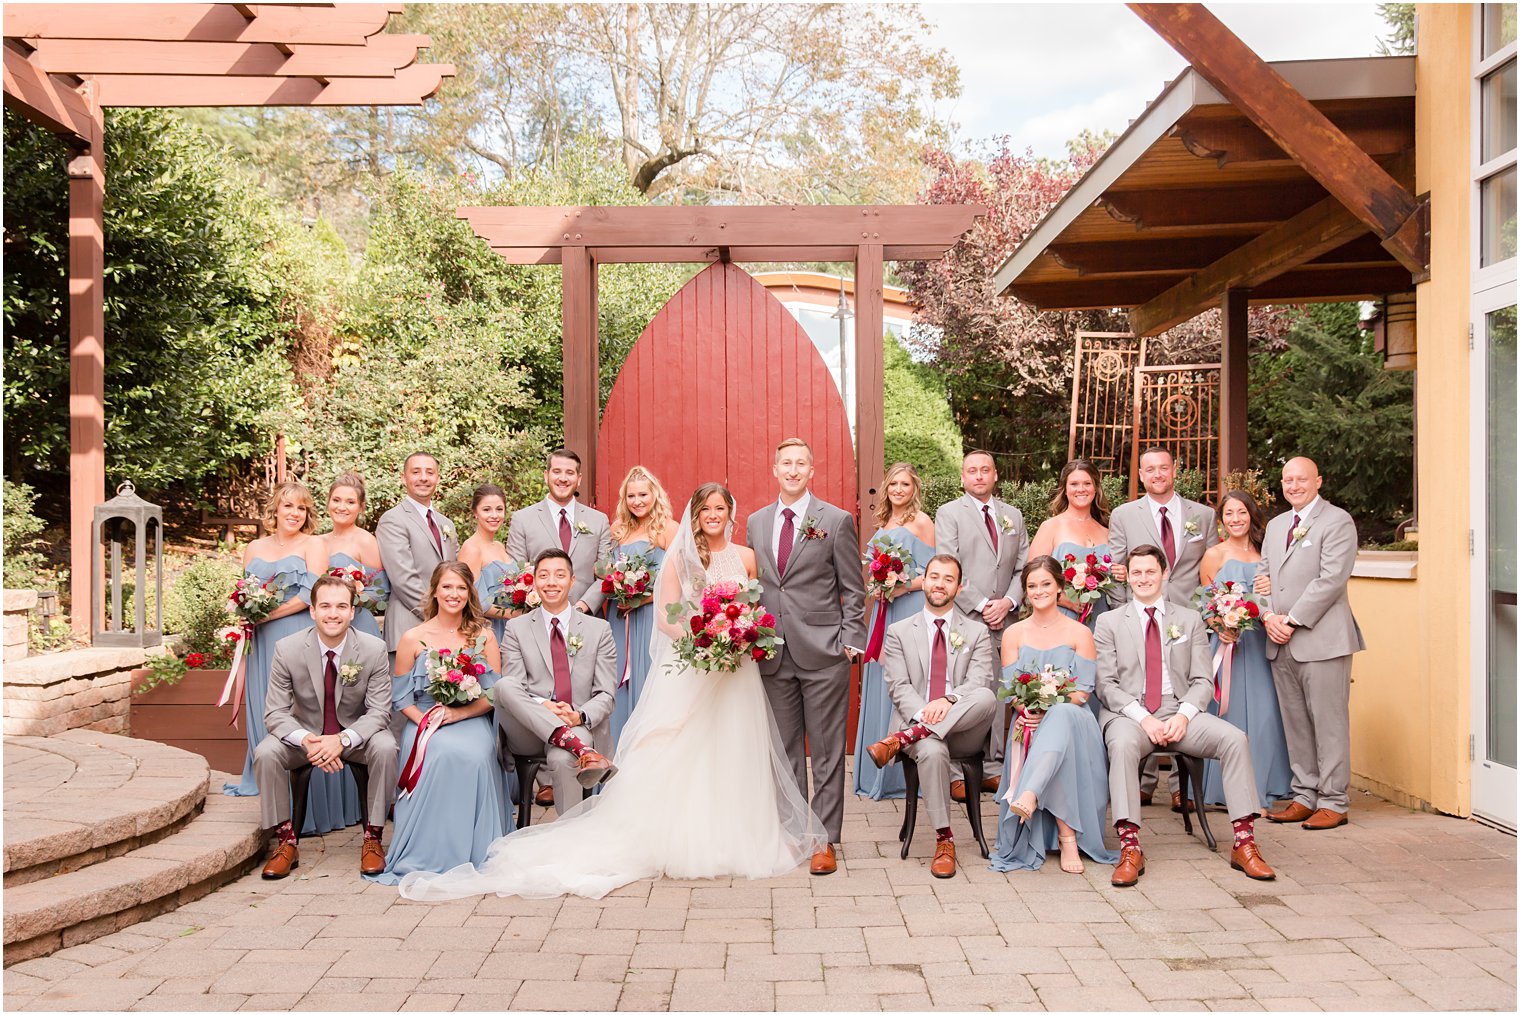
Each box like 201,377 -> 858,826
3,730 -> 264,964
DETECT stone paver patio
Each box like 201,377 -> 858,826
4,775 -> 1515,1012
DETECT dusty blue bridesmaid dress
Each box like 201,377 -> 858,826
1054,540 -> 1114,630
474,559 -> 513,646
608,539 -> 665,750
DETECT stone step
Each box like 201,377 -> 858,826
3,730 -> 209,887
2,770 -> 263,965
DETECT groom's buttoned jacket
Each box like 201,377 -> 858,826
1105,495 -> 1219,606
1093,603 -> 1214,728
375,500 -> 460,652
1259,501 -> 1365,663
748,497 -> 867,674
264,628 -> 394,746
504,500 -> 615,614
878,610 -> 995,726
934,494 -> 1029,616
498,609 -> 618,744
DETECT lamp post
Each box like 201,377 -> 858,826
831,279 -> 854,430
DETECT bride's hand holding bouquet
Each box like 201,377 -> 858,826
664,579 -> 783,673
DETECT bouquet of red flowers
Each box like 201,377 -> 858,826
864,534 -> 919,599
1060,551 -> 1116,622
1191,579 -> 1266,716
423,635 -> 490,706
996,663 -> 1079,711
326,564 -> 388,615
596,549 -> 657,610
228,571 -> 292,625
491,562 -> 540,612
665,579 -> 784,673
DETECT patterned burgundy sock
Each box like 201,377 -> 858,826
895,723 -> 934,745
274,820 -> 296,846
549,726 -> 591,758
1115,819 -> 1140,850
1231,815 -> 1256,847
364,824 -> 384,841
935,826 -> 953,843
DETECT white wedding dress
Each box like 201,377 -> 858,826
398,536 -> 827,901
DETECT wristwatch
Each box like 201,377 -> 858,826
338,731 -> 354,749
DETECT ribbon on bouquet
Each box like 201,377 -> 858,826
999,711 -> 1038,805
1078,602 -> 1093,624
396,704 -> 447,798
862,599 -> 888,663
619,613 -> 633,688
1212,642 -> 1235,717
214,622 -> 253,729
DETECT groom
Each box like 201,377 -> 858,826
750,438 -> 866,875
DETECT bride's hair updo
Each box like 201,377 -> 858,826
687,483 -> 735,569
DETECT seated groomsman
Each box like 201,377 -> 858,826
864,553 -> 999,879
1094,545 -> 1275,887
1256,457 -> 1364,831
498,549 -> 618,813
255,574 -> 398,879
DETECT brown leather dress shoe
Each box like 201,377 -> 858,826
1230,841 -> 1276,880
866,736 -> 903,769
1302,807 -> 1348,830
1170,790 -> 1194,814
1139,790 -> 1155,806
810,844 -> 838,875
1265,800 -> 1314,823
981,775 -> 1001,793
360,836 -> 386,875
1110,844 -> 1145,887
574,750 -> 616,788
534,785 -> 555,807
930,839 -> 957,878
949,779 -> 967,803
261,842 -> 299,880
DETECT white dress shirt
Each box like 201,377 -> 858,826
406,495 -> 438,528
772,491 -> 812,565
285,631 -> 362,748
531,603 -> 577,709
1119,597 -> 1200,724
1145,492 -> 1185,545
911,607 -> 961,722
545,496 -> 576,534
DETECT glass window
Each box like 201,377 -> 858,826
1483,60 -> 1517,161
1485,305 -> 1517,768
1484,4 -> 1517,58
1482,164 -> 1517,266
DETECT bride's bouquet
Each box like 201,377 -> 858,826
665,579 -> 784,673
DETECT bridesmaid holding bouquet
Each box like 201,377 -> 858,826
605,466 -> 679,749
458,484 -> 516,646
1029,459 -> 1116,630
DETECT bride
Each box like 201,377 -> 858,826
399,482 -> 828,901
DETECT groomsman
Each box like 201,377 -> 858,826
1256,457 -> 1364,831
1106,446 -> 1219,809
505,448 -> 614,616
750,438 -> 866,875
254,574 -> 397,879
1094,545 -> 1275,886
375,452 -> 459,662
933,449 -> 1028,793
864,553 -> 999,879
497,550 -> 618,813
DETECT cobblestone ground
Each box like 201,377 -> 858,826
5,785 -> 1515,1012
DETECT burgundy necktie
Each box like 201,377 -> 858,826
982,504 -> 1000,553
929,619 -> 948,701
558,508 -> 572,552
425,509 -> 443,557
1143,607 -> 1163,713
322,649 -> 341,736
550,617 -> 573,705
1157,506 -> 1177,569
776,508 -> 796,577
1286,513 -> 1300,552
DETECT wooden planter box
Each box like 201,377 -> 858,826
130,668 -> 247,773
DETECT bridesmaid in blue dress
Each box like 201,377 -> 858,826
1196,489 -> 1293,809
224,482 -> 325,798
301,472 -> 387,835
369,561 -> 512,885
606,466 -> 679,750
853,462 -> 936,800
991,556 -> 1119,874
458,484 -> 515,646
1029,459 -> 1115,630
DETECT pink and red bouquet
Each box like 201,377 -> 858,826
228,571 -> 292,625
596,549 -> 657,609
995,663 -> 1079,712
326,565 -> 388,615
423,635 -> 490,706
864,534 -> 919,600
491,562 -> 540,612
1190,580 -> 1264,634
1061,551 -> 1116,622
665,579 -> 784,673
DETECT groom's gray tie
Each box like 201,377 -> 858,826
777,508 -> 796,577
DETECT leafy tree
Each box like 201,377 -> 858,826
883,336 -> 963,476
1376,3 -> 1416,56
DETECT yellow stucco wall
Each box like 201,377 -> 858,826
1349,575 -> 1428,808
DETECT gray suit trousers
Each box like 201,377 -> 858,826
903,687 -> 999,830
1103,700 -> 1260,826
253,732 -> 398,832
763,644 -> 850,843
499,699 -> 602,816
1270,654 -> 1352,812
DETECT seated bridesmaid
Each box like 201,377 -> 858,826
458,484 -> 514,646
1197,489 -> 1293,810
225,482 -> 326,797
368,562 -> 512,885
990,556 -> 1119,874
606,466 -> 679,750
1029,459 -> 1115,630
853,462 -> 935,800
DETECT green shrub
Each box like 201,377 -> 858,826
164,557 -> 241,658
2,482 -> 47,589
883,337 -> 963,476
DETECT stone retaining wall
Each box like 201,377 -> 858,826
3,645 -> 163,737
4,590 -> 36,663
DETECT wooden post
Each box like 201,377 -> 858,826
67,89 -> 105,639
1218,288 -> 1250,487
854,244 -> 885,549
561,245 -> 600,507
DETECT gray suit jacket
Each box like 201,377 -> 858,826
1260,501 -> 1365,663
749,497 -> 867,673
1106,495 -> 1219,606
1094,603 -> 1214,726
264,627 -> 393,745
879,610 -> 995,726
934,493 -> 1029,614
504,501 -> 614,614
375,501 -> 459,652
497,609 -> 617,742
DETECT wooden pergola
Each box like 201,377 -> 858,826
995,3 -> 1425,483
3,3 -> 453,637
455,204 -> 985,528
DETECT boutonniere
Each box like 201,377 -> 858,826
566,633 -> 584,656
573,520 -> 592,537
802,516 -> 828,541
1165,623 -> 1184,644
947,630 -> 967,654
997,514 -> 1016,534
339,660 -> 361,686
1290,525 -> 1311,548
1183,518 -> 1201,538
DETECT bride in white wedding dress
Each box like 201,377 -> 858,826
399,483 -> 828,901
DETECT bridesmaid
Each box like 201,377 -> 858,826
368,562 -> 512,884
1197,489 -> 1293,809
224,482 -> 326,797
990,556 -> 1118,874
852,462 -> 936,800
458,484 -> 514,646
1030,459 -> 1115,629
606,466 -> 679,750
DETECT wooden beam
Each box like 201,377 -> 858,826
88,62 -> 453,106
1099,181 -> 1327,231
561,246 -> 600,507
68,88 -> 105,639
1173,107 -> 1412,168
1128,152 -> 1414,335
27,34 -> 432,77
4,4 -> 401,45
1049,232 -> 1394,278
3,45 -> 93,138
1128,3 -> 1428,279
854,245 -> 885,547
483,243 -> 964,265
1218,289 -> 1249,485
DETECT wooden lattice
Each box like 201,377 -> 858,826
1129,363 -> 1222,498
1067,332 -> 1144,477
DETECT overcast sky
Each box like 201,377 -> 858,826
924,2 -> 1392,158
